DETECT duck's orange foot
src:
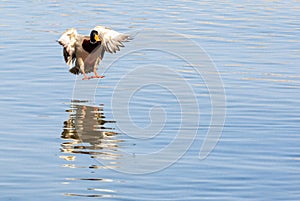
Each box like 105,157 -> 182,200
91,75 -> 105,79
82,76 -> 91,80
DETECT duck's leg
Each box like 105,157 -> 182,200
91,68 -> 105,79
78,58 -> 90,80
82,72 -> 90,80
91,61 -> 105,79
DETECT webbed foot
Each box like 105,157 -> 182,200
91,75 -> 105,79
82,75 -> 91,80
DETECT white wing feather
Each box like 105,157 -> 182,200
57,28 -> 78,67
93,26 -> 131,54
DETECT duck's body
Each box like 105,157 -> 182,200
58,26 -> 130,80
68,34 -> 104,76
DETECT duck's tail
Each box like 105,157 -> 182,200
69,66 -> 80,75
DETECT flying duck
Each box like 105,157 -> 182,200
58,26 -> 131,80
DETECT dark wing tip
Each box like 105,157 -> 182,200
63,48 -> 69,63
57,40 -> 64,46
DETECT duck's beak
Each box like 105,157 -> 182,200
94,34 -> 100,42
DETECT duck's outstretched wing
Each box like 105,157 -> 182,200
57,28 -> 78,67
93,26 -> 131,54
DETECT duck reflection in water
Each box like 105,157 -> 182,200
61,102 -> 119,159
60,102 -> 120,198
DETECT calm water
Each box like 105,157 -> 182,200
1,0 -> 300,200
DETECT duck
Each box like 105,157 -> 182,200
57,26 -> 131,80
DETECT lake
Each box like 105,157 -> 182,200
1,0 -> 300,200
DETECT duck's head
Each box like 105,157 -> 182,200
90,30 -> 100,44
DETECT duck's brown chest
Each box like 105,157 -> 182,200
82,39 -> 101,53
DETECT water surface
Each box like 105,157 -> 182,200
0,0 -> 300,200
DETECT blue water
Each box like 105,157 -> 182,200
1,0 -> 300,200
